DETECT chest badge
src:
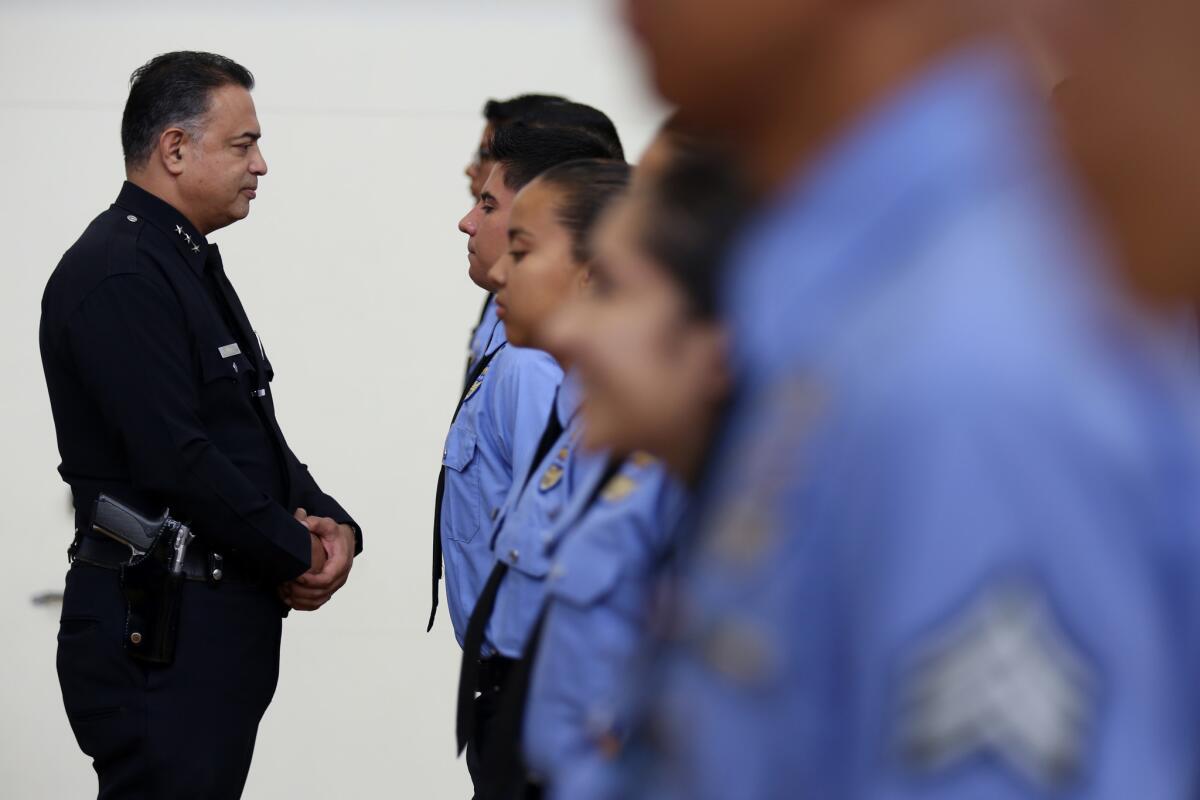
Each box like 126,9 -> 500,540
540,463 -> 565,492
464,367 -> 489,402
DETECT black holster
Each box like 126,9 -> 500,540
119,533 -> 184,665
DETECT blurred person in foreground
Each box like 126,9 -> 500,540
1014,0 -> 1200,307
39,51 -> 361,798
616,0 -> 1200,797
509,140 -> 746,800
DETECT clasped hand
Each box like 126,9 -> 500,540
278,508 -> 355,611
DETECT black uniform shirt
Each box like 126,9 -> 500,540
40,182 -> 361,584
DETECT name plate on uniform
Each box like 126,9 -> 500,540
218,343 -> 242,359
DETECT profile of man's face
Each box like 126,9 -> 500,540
457,164 -> 516,291
178,84 -> 267,234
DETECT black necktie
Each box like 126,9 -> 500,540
523,398 -> 565,491
204,246 -> 292,505
429,345 -> 505,632
455,559 -> 509,755
204,246 -> 261,373
480,604 -> 549,793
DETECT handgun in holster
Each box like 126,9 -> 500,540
92,493 -> 196,666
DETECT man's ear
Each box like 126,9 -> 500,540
158,127 -> 189,177
578,266 -> 594,291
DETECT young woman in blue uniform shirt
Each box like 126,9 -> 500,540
520,142 -> 747,800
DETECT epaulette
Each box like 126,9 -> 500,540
104,208 -> 146,277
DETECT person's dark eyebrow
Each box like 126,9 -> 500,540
480,191 -> 498,205
233,131 -> 262,142
508,226 -> 531,242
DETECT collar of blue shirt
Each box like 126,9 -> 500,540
556,369 -> 586,428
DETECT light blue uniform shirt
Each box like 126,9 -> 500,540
441,338 -> 562,646
523,456 -> 686,800
468,294 -> 506,376
486,371 -> 610,658
631,43 -> 1200,800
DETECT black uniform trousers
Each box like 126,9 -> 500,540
57,562 -> 283,799
464,654 -> 513,798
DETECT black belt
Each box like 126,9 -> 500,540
73,533 -> 257,585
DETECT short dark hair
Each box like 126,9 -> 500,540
484,95 -> 624,160
121,51 -> 255,167
489,123 -> 623,193
536,159 -> 633,263
483,94 -> 566,126
640,148 -> 748,320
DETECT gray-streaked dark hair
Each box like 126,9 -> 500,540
121,51 -> 254,166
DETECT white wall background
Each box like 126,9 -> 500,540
0,1 -> 664,796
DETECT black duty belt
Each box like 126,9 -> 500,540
73,533 -> 257,585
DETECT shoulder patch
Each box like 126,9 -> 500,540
698,616 -> 777,686
895,581 -> 1095,792
601,474 -> 638,503
630,451 -> 657,468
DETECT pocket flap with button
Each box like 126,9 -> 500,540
505,546 -> 551,579
442,424 -> 479,472
200,345 -> 255,384
549,553 -> 623,607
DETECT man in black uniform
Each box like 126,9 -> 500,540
39,51 -> 361,799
